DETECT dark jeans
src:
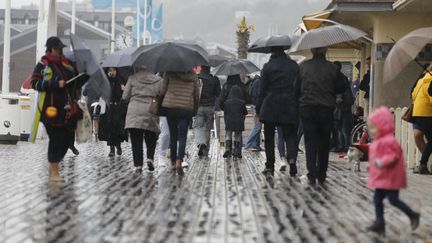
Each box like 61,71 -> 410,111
45,124 -> 70,163
166,109 -> 192,162
264,123 -> 298,170
338,111 -> 353,151
129,128 -> 157,167
374,189 -> 417,224
301,106 -> 333,182
413,117 -> 432,165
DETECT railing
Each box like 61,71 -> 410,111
392,107 -> 421,169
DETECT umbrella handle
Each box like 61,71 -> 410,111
414,58 -> 432,77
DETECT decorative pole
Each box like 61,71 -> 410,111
110,0 -> 116,53
2,0 -> 11,94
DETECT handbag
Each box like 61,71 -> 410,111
403,82 -> 424,123
401,105 -> 414,123
149,95 -> 162,115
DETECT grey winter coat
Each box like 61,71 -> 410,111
122,70 -> 163,134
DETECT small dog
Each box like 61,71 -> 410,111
347,146 -> 365,172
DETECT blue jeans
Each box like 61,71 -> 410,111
245,106 -> 262,149
277,126 -> 285,158
166,109 -> 192,162
374,189 -> 417,224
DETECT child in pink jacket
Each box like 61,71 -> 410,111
366,107 -> 420,235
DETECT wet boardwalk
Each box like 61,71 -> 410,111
1,139 -> 432,243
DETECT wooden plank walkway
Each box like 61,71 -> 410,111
0,139 -> 431,243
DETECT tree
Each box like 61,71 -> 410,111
236,17 -> 255,60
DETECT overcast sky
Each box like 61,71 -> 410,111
0,0 -> 331,46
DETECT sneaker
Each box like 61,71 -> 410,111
366,221 -> 385,236
198,144 -> 207,157
411,212 -> 420,231
280,157 -> 288,172
146,159 -> 155,172
135,166 -> 143,173
182,161 -> 189,168
262,168 -> 274,176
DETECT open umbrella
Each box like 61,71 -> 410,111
383,27 -> 432,83
70,34 -> 111,101
132,42 -> 209,72
248,35 -> 294,53
212,59 -> 260,76
208,54 -> 231,67
289,24 -> 368,52
101,47 -> 138,68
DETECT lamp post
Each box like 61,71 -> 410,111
2,0 -> 11,94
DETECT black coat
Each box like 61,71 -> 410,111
256,53 -> 299,125
198,70 -> 221,107
297,55 -> 346,109
219,75 -> 249,108
99,75 -> 127,145
222,85 -> 247,132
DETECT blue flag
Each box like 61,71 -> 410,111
151,3 -> 163,43
91,0 -> 136,9
132,0 -> 153,42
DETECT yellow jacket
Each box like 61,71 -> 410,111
412,73 -> 432,117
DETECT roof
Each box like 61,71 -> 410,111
328,0 -> 396,11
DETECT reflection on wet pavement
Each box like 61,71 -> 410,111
0,139 -> 431,242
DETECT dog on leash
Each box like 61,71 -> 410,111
347,146 -> 365,172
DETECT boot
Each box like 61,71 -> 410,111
176,159 -> 184,176
70,145 -> 79,156
223,140 -> 232,158
109,146 -> 115,157
366,221 -> 385,236
198,144 -> 207,157
234,141 -> 242,159
411,212 -> 420,231
289,159 -> 297,177
116,145 -> 122,156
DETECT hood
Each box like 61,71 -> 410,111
135,70 -> 161,84
368,106 -> 395,137
168,71 -> 197,83
227,74 -> 242,85
228,85 -> 244,100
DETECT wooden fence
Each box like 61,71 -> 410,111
393,107 -> 421,169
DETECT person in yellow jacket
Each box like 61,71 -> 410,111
412,72 -> 432,174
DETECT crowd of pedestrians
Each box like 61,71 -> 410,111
31,36 -> 430,235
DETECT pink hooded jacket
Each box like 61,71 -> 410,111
367,107 -> 407,190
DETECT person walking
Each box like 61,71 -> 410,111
31,36 -> 79,181
366,107 -> 420,235
194,66 -> 221,157
245,75 -> 263,152
297,47 -> 346,184
122,66 -> 164,173
161,71 -> 200,175
334,61 -> 355,153
256,47 -> 300,176
221,86 -> 248,159
99,67 -> 128,157
411,71 -> 432,174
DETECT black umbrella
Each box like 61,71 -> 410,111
208,54 -> 231,67
248,35 -> 294,53
101,47 -> 138,68
212,59 -> 260,76
132,42 -> 209,72
70,34 -> 111,101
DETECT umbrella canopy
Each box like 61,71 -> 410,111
248,35 -> 293,53
70,34 -> 111,101
383,27 -> 432,83
289,24 -> 368,52
212,59 -> 260,76
101,47 -> 138,68
208,54 -> 231,67
132,42 -> 209,72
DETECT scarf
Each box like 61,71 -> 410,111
44,53 -> 76,74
